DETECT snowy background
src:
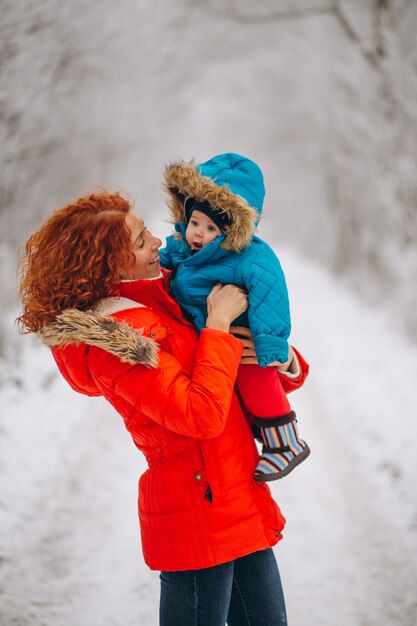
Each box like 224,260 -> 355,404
1,1 -> 417,624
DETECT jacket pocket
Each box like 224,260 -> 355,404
205,485 -> 213,503
196,445 -> 213,505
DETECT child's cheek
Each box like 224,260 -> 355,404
185,226 -> 193,246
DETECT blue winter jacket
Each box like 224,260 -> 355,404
161,153 -> 291,367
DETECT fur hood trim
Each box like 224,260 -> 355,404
164,160 -> 259,252
39,308 -> 159,368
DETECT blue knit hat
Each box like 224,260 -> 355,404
184,198 -> 231,232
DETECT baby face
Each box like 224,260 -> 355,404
185,210 -> 222,252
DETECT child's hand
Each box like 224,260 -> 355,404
230,327 -> 258,364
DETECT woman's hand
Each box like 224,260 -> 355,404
229,326 -> 295,370
206,284 -> 248,333
229,327 -> 258,364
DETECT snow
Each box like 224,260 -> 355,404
2,0 -> 417,341
2,1 -> 417,623
271,245 -> 417,626
1,234 -> 416,626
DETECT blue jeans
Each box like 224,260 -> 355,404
159,548 -> 287,626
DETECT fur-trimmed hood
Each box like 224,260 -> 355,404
39,299 -> 159,368
164,152 -> 265,252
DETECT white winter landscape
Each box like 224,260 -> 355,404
1,1 -> 417,625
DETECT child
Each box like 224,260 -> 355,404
160,152 -> 310,481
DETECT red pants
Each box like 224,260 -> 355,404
236,364 -> 291,424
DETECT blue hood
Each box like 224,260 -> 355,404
164,152 -> 265,252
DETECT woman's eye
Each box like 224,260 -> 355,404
136,227 -> 147,248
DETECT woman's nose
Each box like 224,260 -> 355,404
152,236 -> 162,248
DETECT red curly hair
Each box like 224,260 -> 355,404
18,191 -> 135,333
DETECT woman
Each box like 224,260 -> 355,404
18,190 -> 309,626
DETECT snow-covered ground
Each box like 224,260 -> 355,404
1,240 -> 416,626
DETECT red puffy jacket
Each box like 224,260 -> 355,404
42,270 -> 308,571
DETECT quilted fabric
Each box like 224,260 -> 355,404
160,152 -> 292,366
48,272 -> 309,572
160,225 -> 291,366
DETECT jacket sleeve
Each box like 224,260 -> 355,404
235,245 -> 291,367
91,328 -> 243,439
277,346 -> 309,393
159,235 -> 189,271
158,238 -> 174,270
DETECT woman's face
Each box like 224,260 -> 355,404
121,212 -> 162,280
